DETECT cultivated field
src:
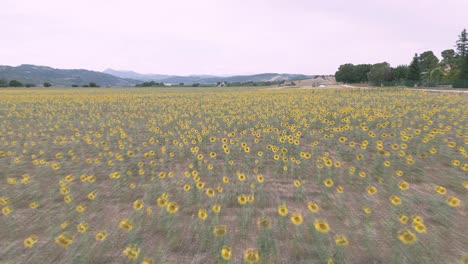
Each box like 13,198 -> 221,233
0,87 -> 467,264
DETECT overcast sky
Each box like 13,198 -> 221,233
1,0 -> 467,75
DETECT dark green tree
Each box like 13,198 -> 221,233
335,64 -> 356,83
406,54 -> 421,86
418,51 -> 439,78
456,28 -> 468,57
393,65 -> 409,83
9,80 -> 24,87
0,79 -> 8,87
454,54 -> 468,88
353,64 -> 372,82
441,49 -> 456,69
426,68 -> 444,86
367,62 -> 394,86
43,82 -> 52,87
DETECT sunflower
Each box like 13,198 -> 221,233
447,196 -> 460,207
333,185 -> 343,193
294,180 -> 301,188
398,230 -> 417,244
398,181 -> 409,191
75,204 -> 86,213
334,235 -> 349,246
95,231 -> 107,241
399,214 -> 409,224
363,207 -> 372,214
157,197 -> 167,207
314,219 -> 330,233
119,219 -> 133,232
324,178 -> 334,187
221,246 -> 232,260
238,195 -> 247,205
222,176 -> 229,184
435,186 -> 446,195
87,192 -> 96,200
123,245 -> 141,260
212,204 -> 221,213
196,182 -> 205,189
291,213 -> 303,225
205,188 -> 215,198
243,248 -> 260,264
133,199 -> 144,210
198,209 -> 208,220
55,232 -> 74,249
257,175 -> 264,183
278,204 -> 288,216
412,215 -> 423,224
390,195 -> 402,205
166,202 -> 179,214
24,235 -> 38,248
367,186 -> 377,195
308,201 -> 319,213
76,222 -> 88,233
412,222 -> 427,233
213,225 -> 227,236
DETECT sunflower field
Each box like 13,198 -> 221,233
0,87 -> 466,263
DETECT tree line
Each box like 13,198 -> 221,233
0,80 -> 101,88
135,80 -> 287,87
335,29 -> 468,88
0,79 -> 45,88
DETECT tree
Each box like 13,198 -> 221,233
43,82 -> 52,87
454,54 -> 468,88
441,49 -> 456,69
335,64 -> 356,83
0,79 -> 8,87
393,65 -> 409,82
25,83 -> 36,88
406,54 -> 421,86
179,83 -> 184,86
418,51 -> 439,77
353,64 -> 372,82
9,80 -> 24,87
427,68 -> 444,86
367,62 -> 394,86
456,28 -> 468,57
89,82 -> 99,87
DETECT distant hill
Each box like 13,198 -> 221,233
104,69 -> 314,85
0,64 -> 315,87
103,69 -> 172,82
0,65 -> 140,87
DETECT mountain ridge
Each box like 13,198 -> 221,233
0,64 -> 315,87
104,69 -> 314,84
0,64 -> 140,87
